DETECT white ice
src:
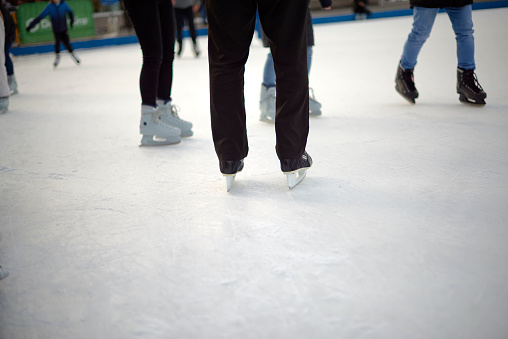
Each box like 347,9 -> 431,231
1,8 -> 508,339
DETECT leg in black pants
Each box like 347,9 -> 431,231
123,0 -> 175,106
206,0 -> 309,162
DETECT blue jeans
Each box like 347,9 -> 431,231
263,46 -> 313,88
400,5 -> 475,70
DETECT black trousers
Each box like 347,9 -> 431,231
206,0 -> 310,162
175,7 -> 197,44
54,30 -> 73,54
123,0 -> 175,106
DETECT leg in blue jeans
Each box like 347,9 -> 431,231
400,7 -> 438,70
445,5 -> 475,69
263,46 -> 313,87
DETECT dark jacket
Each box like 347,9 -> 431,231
0,4 -> 16,43
27,0 -> 74,33
410,0 -> 473,8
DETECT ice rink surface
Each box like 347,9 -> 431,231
1,8 -> 508,339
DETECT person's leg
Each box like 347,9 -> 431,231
60,31 -> 73,53
174,8 -> 185,52
445,5 -> 475,70
184,6 -> 198,43
206,0 -> 257,162
157,0 -> 176,102
4,40 -> 13,76
262,52 -> 276,87
54,31 -> 62,55
400,7 -> 439,70
124,0 -> 163,107
258,0 -> 309,160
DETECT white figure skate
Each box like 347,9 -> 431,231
156,100 -> 193,137
139,105 -> 181,146
259,85 -> 276,123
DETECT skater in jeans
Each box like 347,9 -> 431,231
26,0 -> 80,68
395,0 -> 486,105
173,0 -> 201,58
206,0 -> 313,191
259,1 -> 331,123
123,0 -> 193,146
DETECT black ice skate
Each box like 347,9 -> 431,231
395,63 -> 419,104
220,159 -> 244,192
457,68 -> 486,106
280,151 -> 312,189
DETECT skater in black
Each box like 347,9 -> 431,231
123,0 -> 193,146
353,0 -> 371,20
206,0 -> 312,190
173,0 -> 201,57
395,0 -> 486,105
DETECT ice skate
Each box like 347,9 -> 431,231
457,68 -> 486,106
309,88 -> 322,116
0,97 -> 8,114
8,75 -> 18,95
259,84 -> 276,123
280,151 -> 312,189
220,159 -> 244,192
193,42 -> 200,57
395,63 -> 418,104
156,100 -> 193,137
139,105 -> 181,146
71,52 -> 80,65
53,54 -> 60,68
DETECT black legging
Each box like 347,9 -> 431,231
54,30 -> 73,54
206,0 -> 309,161
175,7 -> 198,45
123,0 -> 175,106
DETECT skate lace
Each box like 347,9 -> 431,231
464,72 -> 484,93
171,105 -> 183,120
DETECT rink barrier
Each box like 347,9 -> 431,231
11,0 -> 508,56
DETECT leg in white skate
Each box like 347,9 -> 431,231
71,52 -> 81,65
53,54 -> 60,68
155,100 -> 193,137
309,88 -> 322,116
259,85 -> 276,123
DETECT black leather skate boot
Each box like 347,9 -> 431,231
280,152 -> 312,189
457,68 -> 487,106
395,63 -> 419,104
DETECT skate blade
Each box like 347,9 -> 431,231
395,86 -> 416,104
459,94 -> 486,106
140,135 -> 180,147
224,174 -> 236,192
285,168 -> 308,189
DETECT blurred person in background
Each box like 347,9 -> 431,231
0,9 -> 10,113
26,0 -> 80,68
173,0 -> 201,57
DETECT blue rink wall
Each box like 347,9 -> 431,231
11,0 -> 508,56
